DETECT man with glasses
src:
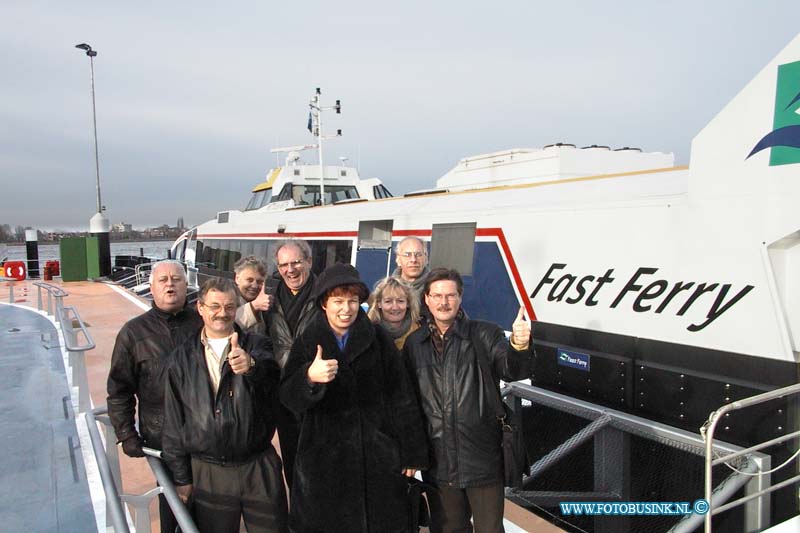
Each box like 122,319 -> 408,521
393,236 -> 430,297
107,260 -> 202,533
263,239 -> 318,488
404,268 -> 534,533
233,255 -> 271,334
162,278 -> 287,533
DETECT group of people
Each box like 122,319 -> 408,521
107,237 -> 535,533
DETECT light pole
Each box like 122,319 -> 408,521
75,43 -> 111,276
75,43 -> 102,214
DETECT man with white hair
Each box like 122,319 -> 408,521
107,259 -> 202,533
393,236 -> 430,297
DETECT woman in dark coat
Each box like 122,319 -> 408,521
280,264 -> 429,533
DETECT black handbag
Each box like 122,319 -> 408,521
407,477 -> 434,532
471,326 -> 528,489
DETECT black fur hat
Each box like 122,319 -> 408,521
313,263 -> 370,305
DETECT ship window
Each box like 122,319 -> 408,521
246,191 -> 264,211
183,229 -> 197,266
240,240 -> 255,256
195,238 -> 353,279
228,240 -> 242,268
198,240 -> 214,268
258,189 -> 272,207
309,240 -> 354,273
246,190 -> 272,210
372,184 -> 394,199
275,184 -> 293,202
292,185 -> 359,206
430,222 -> 476,276
251,241 -> 272,264
294,169 -> 301,176
340,170 -> 347,177
216,240 -> 231,272
172,238 -> 187,262
358,220 -> 393,250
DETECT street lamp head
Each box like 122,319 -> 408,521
75,43 -> 97,57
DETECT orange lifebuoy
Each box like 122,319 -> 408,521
2,261 -> 26,281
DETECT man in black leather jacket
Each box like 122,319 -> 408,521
404,268 -> 533,533
262,239 -> 318,488
162,278 -> 286,533
107,259 -> 202,533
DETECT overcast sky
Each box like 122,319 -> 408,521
2,1 -> 798,231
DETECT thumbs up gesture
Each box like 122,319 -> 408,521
250,291 -> 273,312
227,332 -> 253,375
307,345 -> 339,384
510,307 -> 531,349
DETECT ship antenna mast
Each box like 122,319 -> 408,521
308,88 -> 342,206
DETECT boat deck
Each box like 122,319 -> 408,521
1,278 -> 561,532
0,303 -> 95,532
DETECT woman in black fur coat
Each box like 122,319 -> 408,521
280,264 -> 429,533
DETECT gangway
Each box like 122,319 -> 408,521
701,383 -> 800,533
503,382 -> 786,532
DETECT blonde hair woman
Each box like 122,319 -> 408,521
367,277 -> 420,349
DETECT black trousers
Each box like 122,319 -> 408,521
191,448 -> 288,533
427,482 -> 505,533
276,405 -> 299,489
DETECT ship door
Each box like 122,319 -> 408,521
355,220 -> 393,289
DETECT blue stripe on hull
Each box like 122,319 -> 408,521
355,248 -> 393,290
463,241 -> 519,330
356,241 -> 520,330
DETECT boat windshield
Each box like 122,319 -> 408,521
274,184 -> 360,205
245,189 -> 273,211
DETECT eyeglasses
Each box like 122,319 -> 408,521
397,251 -> 425,259
277,259 -> 306,271
428,293 -> 459,302
200,302 -> 237,313
155,276 -> 184,284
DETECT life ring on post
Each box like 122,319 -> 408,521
2,261 -> 27,281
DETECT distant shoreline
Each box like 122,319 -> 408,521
1,238 -> 176,246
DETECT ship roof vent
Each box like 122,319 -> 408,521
613,146 -> 642,152
581,144 -> 611,150
543,142 -> 576,149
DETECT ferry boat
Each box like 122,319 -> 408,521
168,34 -> 800,532
4,33 -> 797,533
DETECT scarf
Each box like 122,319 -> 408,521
277,274 -> 315,336
392,265 -> 431,296
380,314 -> 413,341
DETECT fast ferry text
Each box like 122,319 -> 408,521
530,263 -> 754,332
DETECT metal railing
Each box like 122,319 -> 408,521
32,281 -> 97,412
1,275 -> 17,303
504,382 -> 772,533
85,407 -> 198,533
702,383 -> 800,533
86,408 -> 130,533
134,262 -> 156,288
33,280 -> 69,322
